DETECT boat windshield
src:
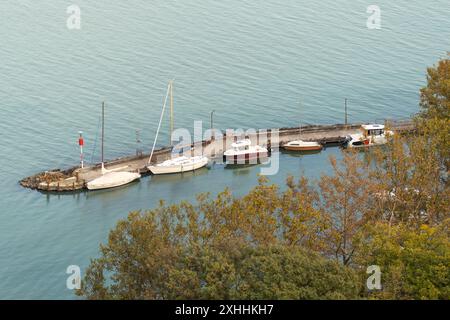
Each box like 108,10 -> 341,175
232,140 -> 251,151
367,129 -> 384,136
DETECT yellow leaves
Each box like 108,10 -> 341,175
419,224 -> 432,234
78,54 -> 449,300
420,54 -> 450,130
353,220 -> 450,299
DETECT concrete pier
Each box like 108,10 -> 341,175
19,120 -> 415,192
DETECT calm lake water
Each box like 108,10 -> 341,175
0,1 -> 449,299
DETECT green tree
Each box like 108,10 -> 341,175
318,152 -> 376,265
78,215 -> 359,299
79,55 -> 449,300
77,176 -> 338,299
232,246 -> 360,300
417,53 -> 450,172
354,220 -> 450,300
420,52 -> 450,119
368,130 -> 448,227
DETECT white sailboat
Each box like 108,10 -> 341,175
147,81 -> 208,174
87,102 -> 141,190
149,155 -> 209,174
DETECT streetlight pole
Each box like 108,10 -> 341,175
210,110 -> 215,140
136,129 -> 141,156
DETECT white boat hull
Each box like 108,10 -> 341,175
148,156 -> 208,175
87,172 -> 141,190
223,151 -> 269,165
346,134 -> 389,148
223,140 -> 269,165
346,125 -> 394,148
282,140 -> 323,151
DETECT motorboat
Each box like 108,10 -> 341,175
282,101 -> 322,153
148,155 -> 208,174
223,139 -> 269,165
346,124 -> 394,148
282,140 -> 322,151
87,102 -> 141,190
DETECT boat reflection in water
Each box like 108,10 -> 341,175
280,147 -> 323,157
149,164 -> 209,184
148,155 -> 209,175
282,140 -> 323,152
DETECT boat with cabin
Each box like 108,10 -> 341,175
223,139 -> 269,165
345,124 -> 393,148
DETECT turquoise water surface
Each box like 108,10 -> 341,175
0,1 -> 449,299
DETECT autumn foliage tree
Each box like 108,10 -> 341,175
318,152 -> 375,265
78,181 -> 359,299
354,220 -> 450,300
420,52 -> 450,120
79,55 -> 449,300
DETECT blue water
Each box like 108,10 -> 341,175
0,1 -> 449,299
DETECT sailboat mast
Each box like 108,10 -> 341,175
101,101 -> 105,164
147,82 -> 171,165
169,80 -> 174,146
299,100 -> 302,140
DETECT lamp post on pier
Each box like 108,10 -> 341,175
136,129 -> 142,156
210,110 -> 215,140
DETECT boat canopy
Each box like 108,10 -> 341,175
361,124 -> 385,136
362,124 -> 384,130
231,139 -> 251,149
